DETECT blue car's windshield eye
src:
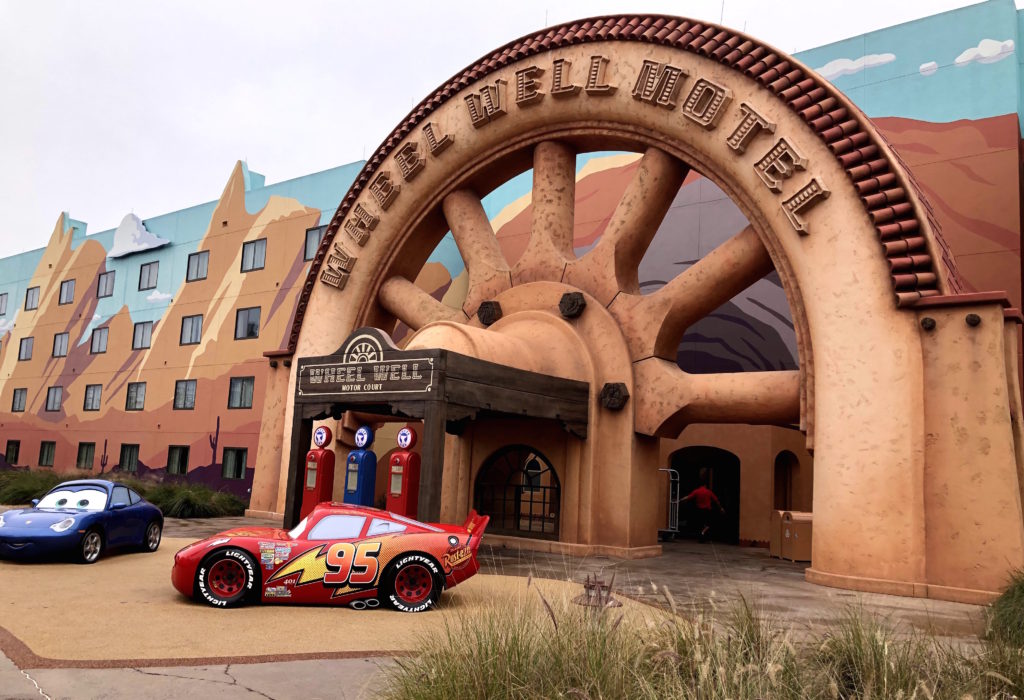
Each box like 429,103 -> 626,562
77,499 -> 89,508
56,498 -> 68,506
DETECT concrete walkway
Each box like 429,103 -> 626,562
1,650 -> 387,700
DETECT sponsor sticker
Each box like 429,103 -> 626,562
264,585 -> 292,599
259,542 -> 276,569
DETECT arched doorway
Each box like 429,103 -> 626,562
773,450 -> 799,511
473,445 -> 560,540
276,14 -> 1024,602
671,446 -> 740,544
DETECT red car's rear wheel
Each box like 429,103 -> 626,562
395,564 -> 433,604
197,548 -> 257,608
383,554 -> 442,612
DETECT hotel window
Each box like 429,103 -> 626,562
168,445 -> 189,475
186,251 -> 209,282
222,447 -> 247,479
91,327 -> 108,354
241,238 -> 266,272
304,226 -> 326,261
133,321 -> 153,350
5,440 -> 20,465
45,386 -> 62,412
97,271 -> 115,298
119,443 -> 140,473
59,279 -> 75,305
11,388 -> 27,412
228,376 -> 255,409
234,306 -> 261,340
25,286 -> 39,310
84,384 -> 102,411
173,379 -> 196,410
139,261 -> 159,290
18,337 -> 33,361
0,291 -> 7,315
39,441 -> 56,467
125,382 -> 146,411
180,314 -> 203,345
76,442 -> 95,470
52,332 -> 69,358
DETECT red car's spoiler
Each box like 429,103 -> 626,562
463,510 -> 489,547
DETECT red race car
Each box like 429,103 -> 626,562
172,503 -> 489,612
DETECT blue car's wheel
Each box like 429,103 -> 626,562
78,530 -> 103,564
143,521 -> 162,552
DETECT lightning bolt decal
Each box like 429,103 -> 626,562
267,545 -> 329,585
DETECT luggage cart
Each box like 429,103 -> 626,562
658,467 -> 680,541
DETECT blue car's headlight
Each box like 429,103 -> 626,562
50,517 -> 75,533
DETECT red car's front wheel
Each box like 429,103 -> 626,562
383,554 -> 442,612
197,548 -> 257,608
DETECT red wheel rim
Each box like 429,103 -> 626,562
208,559 -> 247,598
394,564 -> 433,605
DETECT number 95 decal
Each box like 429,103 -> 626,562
324,542 -> 381,586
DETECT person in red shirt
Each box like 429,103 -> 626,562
681,477 -> 725,542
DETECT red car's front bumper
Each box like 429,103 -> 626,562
171,545 -> 200,598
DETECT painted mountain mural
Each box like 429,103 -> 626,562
0,163 -> 330,498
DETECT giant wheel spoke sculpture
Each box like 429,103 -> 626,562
376,139 -> 799,439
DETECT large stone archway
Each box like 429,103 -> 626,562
257,15 -> 1024,603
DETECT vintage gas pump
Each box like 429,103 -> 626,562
342,425 -> 377,507
300,425 -> 336,520
386,426 -> 421,517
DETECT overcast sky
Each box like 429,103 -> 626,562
0,0 -> 1007,258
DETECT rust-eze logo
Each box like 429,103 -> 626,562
443,545 -> 472,569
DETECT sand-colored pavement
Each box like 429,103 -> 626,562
0,537 -> 648,669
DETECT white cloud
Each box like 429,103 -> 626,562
955,38 -> 1014,66
919,60 -> 938,76
92,313 -> 101,321
146,289 -> 172,302
815,53 -> 896,80
107,213 -> 170,258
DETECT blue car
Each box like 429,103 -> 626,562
0,479 -> 163,563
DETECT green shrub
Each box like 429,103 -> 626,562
0,469 -> 245,518
144,483 -> 245,518
0,470 -> 68,505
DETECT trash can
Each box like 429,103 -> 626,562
781,511 -> 812,562
769,510 -> 785,558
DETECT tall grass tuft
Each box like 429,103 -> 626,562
382,585 -> 1024,700
811,608 -> 935,699
988,569 -> 1024,649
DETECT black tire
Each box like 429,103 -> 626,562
381,553 -> 443,613
196,548 -> 258,608
142,520 -> 162,553
78,529 -> 103,564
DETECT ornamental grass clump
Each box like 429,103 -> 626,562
381,584 -> 802,700
809,608 -> 936,699
382,579 -> 1024,700
988,569 -> 1024,650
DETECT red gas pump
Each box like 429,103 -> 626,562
300,425 -> 336,520
386,426 -> 420,518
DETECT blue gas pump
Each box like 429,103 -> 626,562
343,425 -> 377,507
